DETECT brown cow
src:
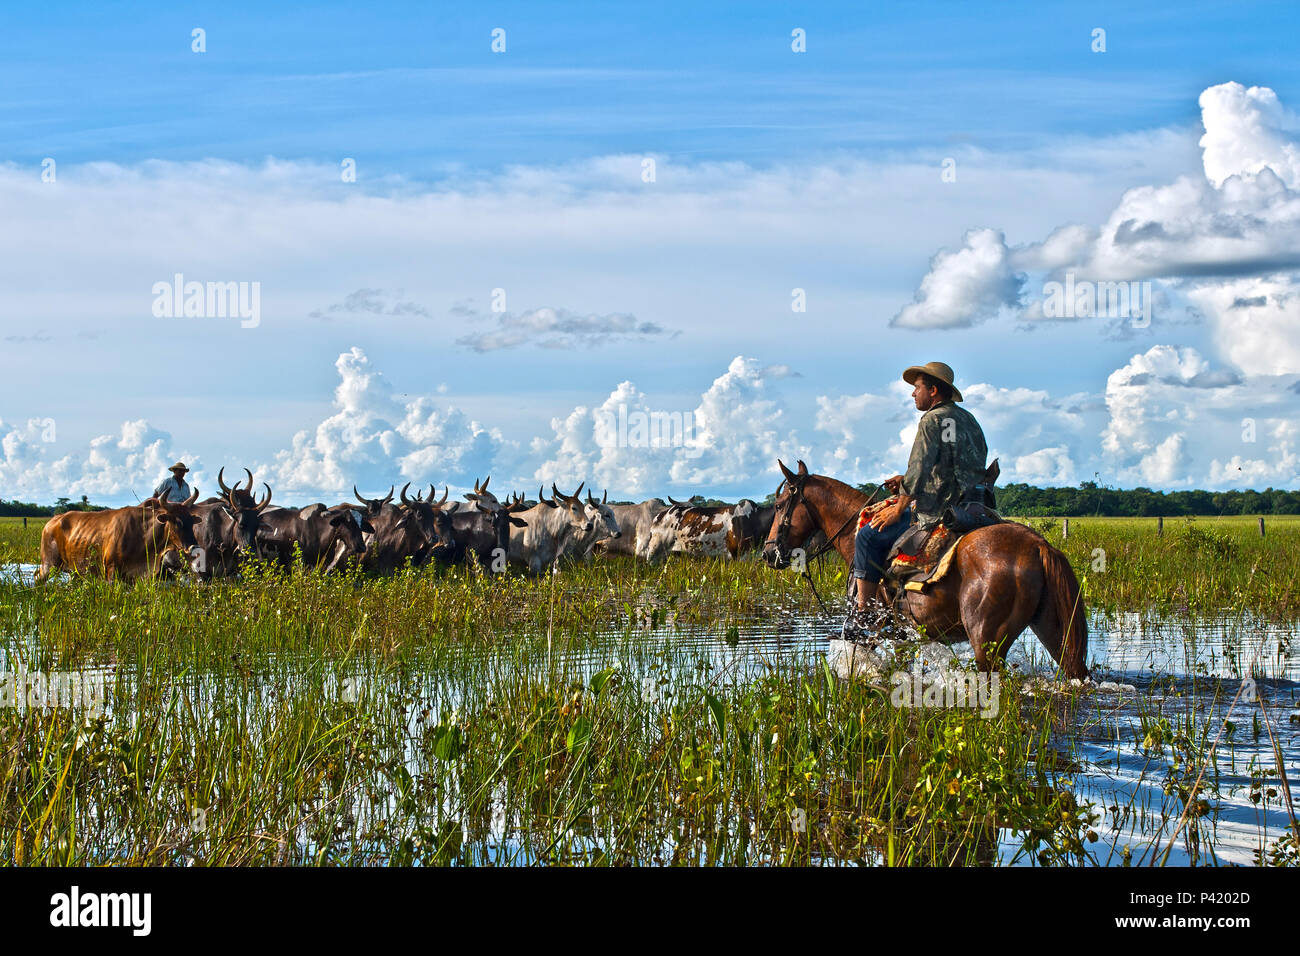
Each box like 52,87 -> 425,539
36,490 -> 202,583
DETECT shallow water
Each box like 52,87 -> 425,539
486,607 -> 1300,865
2,561 -> 1297,866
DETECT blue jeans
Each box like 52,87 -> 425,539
852,506 -> 912,584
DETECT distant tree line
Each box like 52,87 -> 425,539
843,480 -> 1300,517
993,481 -> 1300,517
0,495 -> 106,517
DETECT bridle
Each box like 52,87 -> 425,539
771,471 -> 884,615
771,474 -> 814,565
772,472 -> 881,567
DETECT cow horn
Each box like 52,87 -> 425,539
439,486 -> 449,506
257,483 -> 273,511
353,485 -> 371,506
602,489 -> 607,504
573,481 -> 584,499
481,476 -> 490,493
184,488 -> 199,506
668,495 -> 690,507
586,489 -> 596,505
381,485 -> 394,505
217,467 -> 233,496
400,482 -> 413,505
244,468 -> 255,492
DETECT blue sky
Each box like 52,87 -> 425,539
2,2 -> 1299,504
4,1 -> 1295,168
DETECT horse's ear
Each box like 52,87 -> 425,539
796,459 -> 808,476
778,459 -> 797,482
985,458 -> 1000,484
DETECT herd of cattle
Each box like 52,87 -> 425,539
35,469 -> 787,583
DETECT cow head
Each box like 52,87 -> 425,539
217,467 -> 273,561
402,483 -> 456,561
322,504 -> 371,571
472,486 -> 529,554
147,487 -> 202,570
584,488 -> 621,539
549,483 -> 620,540
641,500 -> 690,562
353,484 -> 395,518
463,475 -> 504,513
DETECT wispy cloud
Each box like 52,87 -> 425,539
309,288 -> 430,320
454,306 -> 674,352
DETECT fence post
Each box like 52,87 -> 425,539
23,516 -> 27,529
1259,516 -> 1266,538
1157,515 -> 1163,537
1062,518 -> 1069,540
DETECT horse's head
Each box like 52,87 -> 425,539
762,458 -> 819,569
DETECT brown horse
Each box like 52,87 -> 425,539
762,460 -> 1088,679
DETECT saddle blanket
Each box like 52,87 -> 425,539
857,498 -> 964,591
890,527 -> 964,592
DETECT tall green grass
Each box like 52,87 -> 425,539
1017,515 -> 1300,616
0,632 -> 1098,866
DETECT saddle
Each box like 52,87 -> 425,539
885,524 -> 962,591
876,460 -> 1004,592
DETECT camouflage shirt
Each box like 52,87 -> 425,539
900,401 -> 988,529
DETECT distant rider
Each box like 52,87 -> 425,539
152,461 -> 192,502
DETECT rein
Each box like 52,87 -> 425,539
775,475 -> 883,615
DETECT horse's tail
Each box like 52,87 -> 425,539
1036,538 -> 1088,679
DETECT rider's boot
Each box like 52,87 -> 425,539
838,592 -> 892,645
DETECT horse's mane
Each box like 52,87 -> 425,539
807,473 -> 869,502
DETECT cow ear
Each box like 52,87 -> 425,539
360,518 -> 375,533
509,516 -> 528,527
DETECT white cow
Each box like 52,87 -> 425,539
508,484 -> 621,574
589,498 -> 666,559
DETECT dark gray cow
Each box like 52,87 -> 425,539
190,468 -> 274,578
256,502 -> 372,572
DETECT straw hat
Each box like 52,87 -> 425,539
169,461 -> 189,474
902,362 -> 963,402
